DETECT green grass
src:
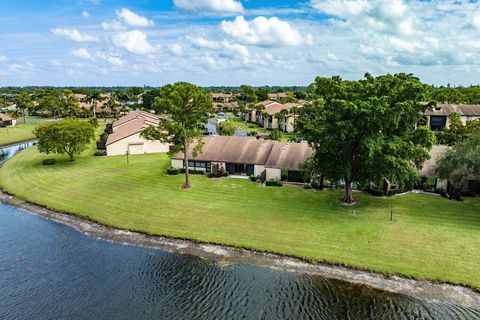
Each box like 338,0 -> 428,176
0,123 -> 39,146
228,117 -> 296,142
1,142 -> 479,289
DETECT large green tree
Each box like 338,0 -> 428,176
33,119 -> 95,161
14,92 -> 34,123
217,121 -> 236,136
435,136 -> 480,199
297,73 -> 435,204
141,82 -> 213,189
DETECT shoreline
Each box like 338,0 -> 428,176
0,138 -> 36,148
0,191 -> 479,308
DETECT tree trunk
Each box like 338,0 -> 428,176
183,142 -> 190,189
342,179 -> 355,204
68,152 -> 75,162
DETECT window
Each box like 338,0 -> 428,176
466,116 -> 474,122
429,116 -> 447,131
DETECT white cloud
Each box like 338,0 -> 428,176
221,41 -> 249,63
189,36 -> 221,49
7,62 -> 35,74
97,51 -> 124,66
82,11 -> 90,18
221,16 -> 313,47
311,0 -> 370,16
171,43 -> 183,56
101,20 -> 124,31
112,30 -> 155,54
117,8 -> 154,27
173,0 -> 244,14
0,55 -> 6,62
472,13 -> 480,29
71,48 -> 95,60
51,28 -> 99,42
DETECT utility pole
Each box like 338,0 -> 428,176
390,207 -> 393,221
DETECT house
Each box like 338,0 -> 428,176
424,104 -> 480,131
0,113 -> 16,127
106,110 -> 170,156
211,93 -> 233,103
244,100 -> 303,133
213,101 -> 239,112
268,92 -> 288,101
75,93 -> 122,118
171,136 -> 313,182
419,145 -> 480,195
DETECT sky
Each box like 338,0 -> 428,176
1,0 -> 480,87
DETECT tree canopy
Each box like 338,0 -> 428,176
141,82 -> 213,189
33,119 -> 95,161
297,73 -> 435,203
217,121 -> 236,136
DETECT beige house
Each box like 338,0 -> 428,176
424,104 -> 480,131
268,92 -> 288,101
0,113 -> 16,127
418,145 -> 480,194
74,93 -> 122,118
244,100 -> 302,133
106,110 -> 170,156
171,136 -> 313,182
211,93 -> 233,103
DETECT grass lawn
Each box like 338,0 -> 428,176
1,142 -> 479,289
228,117 -> 296,142
0,122 -> 39,146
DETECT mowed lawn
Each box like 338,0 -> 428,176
0,122 -> 38,146
1,143 -> 479,289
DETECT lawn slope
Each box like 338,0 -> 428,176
1,145 -> 479,288
0,122 -> 38,146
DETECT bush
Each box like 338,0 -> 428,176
42,158 -> 56,166
207,173 -> 216,178
303,183 -> 312,189
266,179 -> 283,187
218,121 -> 236,136
166,168 -> 179,175
311,181 -> 319,189
222,172 -> 229,177
249,175 -> 258,182
94,150 -> 107,156
247,131 -> 257,137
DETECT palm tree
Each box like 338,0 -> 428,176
83,91 -> 105,119
275,109 -> 288,131
291,106 -> 299,133
7,109 -> 23,125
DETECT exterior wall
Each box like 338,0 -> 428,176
266,168 -> 281,180
436,179 -> 448,190
106,132 -> 169,156
128,144 -> 144,155
254,165 -> 265,176
460,115 -> 480,125
172,159 -> 183,169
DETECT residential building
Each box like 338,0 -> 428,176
419,145 -> 480,195
268,92 -> 288,101
0,113 -> 16,126
211,93 -> 233,103
106,110 -> 170,156
244,100 -> 302,133
75,93 -> 122,118
424,104 -> 480,131
171,136 -> 313,182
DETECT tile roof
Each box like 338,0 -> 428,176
173,136 -> 313,170
107,111 -> 160,145
424,104 -> 480,116
0,113 -> 13,121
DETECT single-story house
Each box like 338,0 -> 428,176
213,101 -> 239,112
419,145 -> 480,195
0,113 -> 16,126
106,110 -> 170,156
171,136 -> 313,182
75,93 -> 122,118
423,104 -> 480,131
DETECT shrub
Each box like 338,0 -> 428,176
166,168 -> 179,175
249,175 -> 257,182
247,131 -> 257,137
207,173 -> 216,178
268,130 -> 282,141
311,181 -> 319,189
42,158 -> 56,166
266,179 -> 283,187
222,172 -> 229,177
94,150 -> 107,156
218,121 -> 236,136
303,183 -> 312,189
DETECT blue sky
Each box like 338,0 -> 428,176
1,0 -> 480,87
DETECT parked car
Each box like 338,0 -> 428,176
217,112 -> 225,118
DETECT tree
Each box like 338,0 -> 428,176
14,92 -> 34,123
435,112 -> 480,145
274,109 -> 288,131
38,91 -> 64,118
84,91 -> 105,119
435,136 -> 480,200
297,73 -> 435,204
105,96 -> 119,121
268,130 -> 282,141
33,119 -> 95,161
431,87 -> 464,104
7,109 -> 22,124
141,82 -> 213,189
64,90 -> 80,117
255,88 -> 269,101
217,121 -> 236,136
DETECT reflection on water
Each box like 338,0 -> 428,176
0,204 -> 479,320
0,140 -> 36,164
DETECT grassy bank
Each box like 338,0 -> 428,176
0,144 -> 479,289
0,123 -> 39,146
